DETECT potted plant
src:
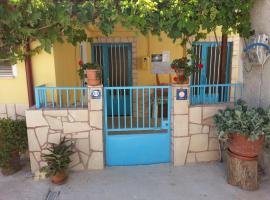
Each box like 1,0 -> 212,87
41,138 -> 74,184
214,100 -> 270,159
0,118 -> 28,176
78,60 -> 102,86
171,57 -> 198,84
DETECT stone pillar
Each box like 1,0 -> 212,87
171,84 -> 190,166
88,85 -> 104,169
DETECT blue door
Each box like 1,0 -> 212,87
190,42 -> 232,104
104,86 -> 172,166
92,43 -> 132,115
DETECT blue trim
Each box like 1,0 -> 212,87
243,42 -> 270,53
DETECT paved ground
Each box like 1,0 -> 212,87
0,162 -> 269,200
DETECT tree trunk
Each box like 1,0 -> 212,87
227,151 -> 258,190
24,39 -> 35,107
219,34 -> 228,84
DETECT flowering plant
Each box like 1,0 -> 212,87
77,60 -> 101,80
171,57 -> 197,84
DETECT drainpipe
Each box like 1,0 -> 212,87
24,39 -> 35,107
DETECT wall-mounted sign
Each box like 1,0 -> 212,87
176,88 -> 188,100
151,52 -> 174,74
90,89 -> 102,99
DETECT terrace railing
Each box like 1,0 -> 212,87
35,86 -> 88,109
190,83 -> 242,105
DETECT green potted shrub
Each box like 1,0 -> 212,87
0,118 -> 28,176
78,60 -> 102,86
41,138 -> 74,184
171,57 -> 198,84
214,100 -> 270,159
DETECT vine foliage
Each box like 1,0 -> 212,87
0,0 -> 255,62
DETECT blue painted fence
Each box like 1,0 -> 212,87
104,86 -> 172,166
190,83 -> 242,105
35,86 -> 88,109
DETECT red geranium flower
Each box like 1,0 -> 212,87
179,75 -> 185,81
173,76 -> 178,82
78,60 -> 83,65
198,63 -> 203,69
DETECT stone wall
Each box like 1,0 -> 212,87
0,104 -> 28,120
25,86 -> 104,173
171,84 -> 230,165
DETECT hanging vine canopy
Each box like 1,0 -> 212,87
0,0 -> 254,62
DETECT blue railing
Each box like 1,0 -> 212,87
104,86 -> 172,132
190,83 -> 242,105
35,86 -> 88,109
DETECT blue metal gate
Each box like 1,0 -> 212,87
104,86 -> 171,166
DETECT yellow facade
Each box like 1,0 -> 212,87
0,48 -> 57,104
0,62 -> 28,104
0,24 -> 224,104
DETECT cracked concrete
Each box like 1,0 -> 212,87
0,162 -> 269,200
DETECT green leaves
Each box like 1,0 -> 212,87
0,118 -> 27,168
41,138 -> 74,177
214,100 -> 270,142
0,0 -> 255,62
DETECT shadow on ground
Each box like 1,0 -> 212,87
0,162 -> 269,200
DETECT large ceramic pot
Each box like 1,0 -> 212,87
229,133 -> 264,158
1,151 -> 22,176
50,170 -> 67,185
86,69 -> 101,86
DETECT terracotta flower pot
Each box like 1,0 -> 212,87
50,170 -> 67,185
174,69 -> 189,84
86,69 -> 101,86
1,151 -> 22,176
229,133 -> 264,158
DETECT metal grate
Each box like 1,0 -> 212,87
92,43 -> 132,87
0,66 -> 13,77
104,86 -> 171,132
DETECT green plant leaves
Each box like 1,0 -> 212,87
214,100 -> 270,142
0,118 -> 27,168
41,137 -> 74,177
0,0 -> 255,62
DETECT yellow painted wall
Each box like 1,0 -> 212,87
0,45 -> 56,104
53,42 -> 79,87
84,25 -> 184,86
31,42 -> 57,87
0,25 -> 226,104
50,25 -> 225,88
0,62 -> 28,104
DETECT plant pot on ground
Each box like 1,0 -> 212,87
41,138 -> 74,185
214,100 -> 270,159
78,61 -> 102,86
0,119 -> 28,176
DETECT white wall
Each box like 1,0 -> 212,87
242,0 -> 270,107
